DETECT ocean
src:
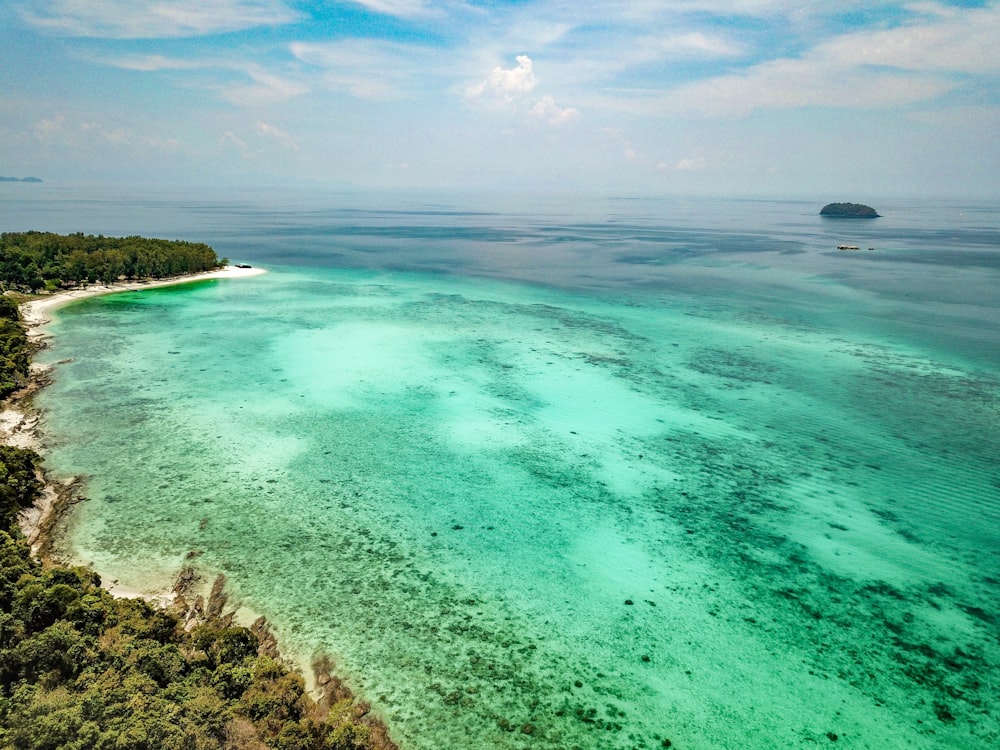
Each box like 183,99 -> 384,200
3,185 -> 999,748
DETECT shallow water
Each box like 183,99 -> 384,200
6,186 -> 1000,748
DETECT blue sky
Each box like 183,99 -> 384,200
2,1 -> 998,196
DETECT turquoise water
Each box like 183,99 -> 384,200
10,188 -> 1000,748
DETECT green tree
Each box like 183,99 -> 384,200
0,446 -> 41,529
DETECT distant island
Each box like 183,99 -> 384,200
820,202 -> 880,218
0,176 -> 42,183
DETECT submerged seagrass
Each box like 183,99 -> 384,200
21,190 -> 1000,750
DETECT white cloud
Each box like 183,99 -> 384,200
452,3 -> 754,107
675,156 -> 706,171
18,0 -> 300,39
639,31 -> 745,61
607,1 -> 875,21
290,40 -> 433,101
645,4 -> 1000,117
665,57 -> 953,117
530,95 -> 579,125
81,122 -> 130,144
346,0 -> 432,19
219,131 -> 247,148
601,127 -> 641,163
10,0 -> 999,192
903,1 -> 961,20
33,114 -> 68,140
820,4 -> 1000,74
545,29 -> 744,89
256,120 -> 298,150
32,114 -> 180,152
109,54 -> 205,72
466,55 -> 538,101
466,55 -> 579,127
219,66 -> 310,105
101,53 -> 309,105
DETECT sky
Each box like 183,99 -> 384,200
1,0 -> 999,196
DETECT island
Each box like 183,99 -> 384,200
0,230 -> 226,293
820,202 -> 880,218
0,176 -> 42,183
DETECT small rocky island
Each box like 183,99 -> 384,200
820,202 -> 880,218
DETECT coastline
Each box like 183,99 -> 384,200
2,263 -> 398,749
20,264 -> 268,333
7,262 -> 285,633
10,264 -> 268,554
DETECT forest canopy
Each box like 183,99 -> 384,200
0,232 -> 225,292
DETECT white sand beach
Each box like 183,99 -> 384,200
21,264 -> 267,333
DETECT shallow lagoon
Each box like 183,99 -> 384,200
13,189 -> 1000,748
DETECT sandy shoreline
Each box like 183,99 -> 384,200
4,261 -> 378,704
21,264 -> 267,332
8,263 -> 267,559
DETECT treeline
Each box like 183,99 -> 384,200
0,232 -> 226,291
0,449 -> 391,750
0,297 -> 28,399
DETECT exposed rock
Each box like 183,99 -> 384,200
312,655 -> 399,750
172,566 -> 207,630
206,573 -> 230,621
251,616 -> 281,659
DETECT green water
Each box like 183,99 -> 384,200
37,264 -> 999,749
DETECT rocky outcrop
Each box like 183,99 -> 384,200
820,202 -> 880,218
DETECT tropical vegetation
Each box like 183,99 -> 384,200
0,232 -> 225,292
0,298 -> 28,399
